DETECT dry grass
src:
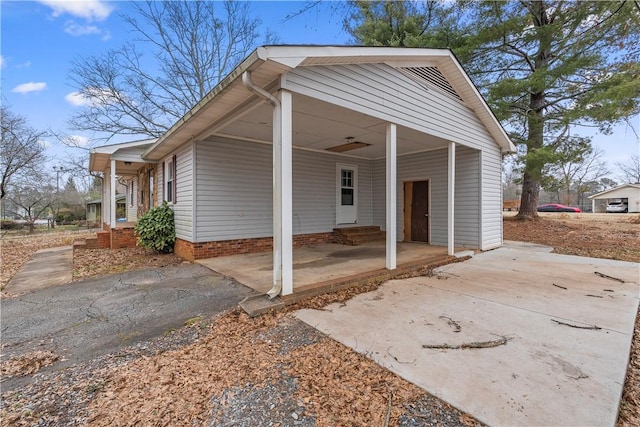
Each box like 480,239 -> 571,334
503,213 -> 640,263
73,247 -> 183,281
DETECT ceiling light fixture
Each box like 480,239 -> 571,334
326,136 -> 371,153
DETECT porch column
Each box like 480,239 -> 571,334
272,89 -> 293,296
447,142 -> 455,255
386,123 -> 397,270
279,89 -> 293,295
110,158 -> 117,228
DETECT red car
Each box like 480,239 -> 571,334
537,203 -> 581,213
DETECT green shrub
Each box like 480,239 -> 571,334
134,201 -> 176,253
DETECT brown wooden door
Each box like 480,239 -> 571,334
406,180 -> 429,242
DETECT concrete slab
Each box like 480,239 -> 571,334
5,246 -> 73,294
239,294 -> 285,317
295,247 -> 640,427
198,242 -> 452,294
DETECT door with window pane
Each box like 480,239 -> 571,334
336,164 -> 357,224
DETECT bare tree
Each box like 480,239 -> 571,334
615,155 -> 640,184
7,177 -> 56,234
0,106 -> 47,200
68,0 -> 262,140
544,139 -> 610,208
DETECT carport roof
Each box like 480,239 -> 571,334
588,183 -> 640,199
142,45 -> 516,160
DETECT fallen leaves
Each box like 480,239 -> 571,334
73,247 -> 183,281
503,214 -> 640,263
0,351 -> 59,378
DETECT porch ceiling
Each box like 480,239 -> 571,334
209,93 -> 451,159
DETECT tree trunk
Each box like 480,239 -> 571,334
518,172 -> 541,218
514,1 -> 552,220
515,91 -> 545,219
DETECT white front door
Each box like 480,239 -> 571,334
336,164 -> 358,224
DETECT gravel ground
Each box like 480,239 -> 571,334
1,308 -> 479,427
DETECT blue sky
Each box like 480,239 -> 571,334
2,0 -> 638,177
1,0 -> 347,164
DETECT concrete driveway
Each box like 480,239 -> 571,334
296,243 -> 640,427
1,264 -> 252,392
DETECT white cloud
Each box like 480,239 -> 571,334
12,82 -> 47,94
0,55 -> 5,69
38,138 -> 52,149
64,135 -> 90,147
64,20 -> 101,36
37,0 -> 113,21
16,61 -> 32,69
65,88 -> 119,106
65,91 -> 88,106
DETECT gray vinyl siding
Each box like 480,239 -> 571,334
454,146 -> 480,247
159,143 -> 194,241
480,145 -> 504,249
284,63 -> 496,151
373,146 -> 480,248
194,138 -> 373,242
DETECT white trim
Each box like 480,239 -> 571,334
447,142 -> 455,255
110,158 -> 117,228
386,123 -> 397,270
192,142 -> 198,243
280,89 -> 293,296
336,163 -> 359,225
479,150 -> 485,249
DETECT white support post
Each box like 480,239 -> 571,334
110,158 -> 117,229
447,142 -> 456,256
272,98 -> 282,292
279,89 -> 293,296
386,123 -> 397,270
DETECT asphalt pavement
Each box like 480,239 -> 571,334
1,264 -> 253,392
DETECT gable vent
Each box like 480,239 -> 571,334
400,67 -> 463,102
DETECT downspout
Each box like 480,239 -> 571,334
242,71 -> 282,299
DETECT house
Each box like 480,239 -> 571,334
589,184 -> 640,213
88,45 -> 516,297
85,194 -> 127,223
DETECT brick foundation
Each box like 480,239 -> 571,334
175,232 -> 337,261
110,226 -> 137,249
74,226 -> 137,251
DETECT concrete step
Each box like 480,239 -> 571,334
334,226 -> 386,246
343,231 -> 386,246
334,226 -> 382,235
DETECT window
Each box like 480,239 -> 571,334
166,155 -> 177,203
148,169 -> 154,208
341,169 -> 354,206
